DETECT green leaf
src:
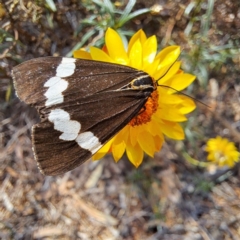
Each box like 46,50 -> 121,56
103,0 -> 115,15
117,8 -> 150,27
118,0 -> 136,24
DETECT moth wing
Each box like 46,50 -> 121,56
33,90 -> 147,175
12,57 -> 153,175
12,57 -> 142,106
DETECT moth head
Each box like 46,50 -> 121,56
130,75 -> 156,91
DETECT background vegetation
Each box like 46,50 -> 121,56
0,0 -> 240,239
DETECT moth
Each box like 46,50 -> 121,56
12,57 -> 156,176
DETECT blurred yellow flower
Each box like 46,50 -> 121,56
74,28 -> 196,167
205,136 -> 240,167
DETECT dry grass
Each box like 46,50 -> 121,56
1,0 -> 240,239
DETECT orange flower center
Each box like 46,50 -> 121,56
128,90 -> 159,127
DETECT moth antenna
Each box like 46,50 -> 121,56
155,56 -> 209,108
156,58 -> 179,84
157,85 -> 210,108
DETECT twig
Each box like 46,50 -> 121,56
0,29 -> 18,59
214,112 -> 240,143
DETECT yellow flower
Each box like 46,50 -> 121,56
205,136 -> 240,167
74,28 -> 196,167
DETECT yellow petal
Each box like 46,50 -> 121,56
142,35 -> 157,66
112,141 -> 126,162
129,39 -> 142,69
155,45 -> 180,67
167,73 -> 196,91
73,49 -> 92,59
154,61 -> 181,84
92,138 -> 114,160
129,126 -> 140,147
157,91 -> 184,105
126,141 -> 144,167
159,120 -> 185,140
105,28 -> 128,64
90,46 -> 114,62
155,106 -> 187,122
178,96 -> 196,114
147,117 -> 164,142
128,29 -> 146,54
145,119 -> 161,136
146,117 -> 164,141
92,151 -> 106,161
143,57 -> 159,76
153,134 -> 164,150
113,125 -> 129,145
137,130 -> 156,157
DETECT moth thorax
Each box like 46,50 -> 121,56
130,75 -> 155,90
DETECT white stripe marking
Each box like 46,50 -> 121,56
44,58 -> 76,107
56,58 -> 76,78
76,132 -> 102,154
49,109 -> 81,141
44,77 -> 68,107
45,58 -> 102,155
